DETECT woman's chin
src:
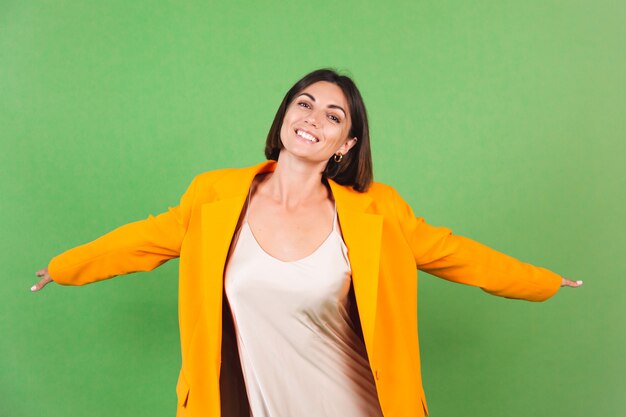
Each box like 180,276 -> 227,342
278,150 -> 329,166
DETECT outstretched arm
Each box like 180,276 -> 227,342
390,188 -> 582,301
30,175 -> 199,292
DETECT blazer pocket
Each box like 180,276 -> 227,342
176,369 -> 190,408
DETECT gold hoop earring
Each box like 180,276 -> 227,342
333,153 -> 343,163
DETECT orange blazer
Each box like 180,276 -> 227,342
49,160 -> 562,417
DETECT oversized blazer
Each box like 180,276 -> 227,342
49,160 -> 562,417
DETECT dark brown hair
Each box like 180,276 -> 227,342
264,68 -> 373,192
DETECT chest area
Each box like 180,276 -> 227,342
246,197 -> 338,263
225,219 -> 352,313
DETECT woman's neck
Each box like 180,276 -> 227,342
258,153 -> 330,209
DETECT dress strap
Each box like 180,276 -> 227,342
244,186 -> 252,222
332,200 -> 338,232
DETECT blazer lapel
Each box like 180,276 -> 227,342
200,161 -> 277,287
199,161 -> 277,367
329,180 -> 383,358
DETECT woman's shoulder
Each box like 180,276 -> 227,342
190,161 -> 272,187
362,182 -> 417,221
362,181 -> 405,202
367,180 -> 396,194
336,180 -> 409,214
192,166 -> 241,184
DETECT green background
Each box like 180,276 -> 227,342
2,1 -> 624,416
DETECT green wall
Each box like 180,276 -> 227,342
2,1 -> 624,416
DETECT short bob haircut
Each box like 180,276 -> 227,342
264,68 -> 373,192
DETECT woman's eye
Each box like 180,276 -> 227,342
329,115 -> 340,123
298,101 -> 311,109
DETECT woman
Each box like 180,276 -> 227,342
32,69 -> 583,417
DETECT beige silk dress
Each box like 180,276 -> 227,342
224,192 -> 384,417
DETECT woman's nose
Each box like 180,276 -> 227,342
305,111 -> 321,127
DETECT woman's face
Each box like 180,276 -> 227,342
279,81 -> 357,163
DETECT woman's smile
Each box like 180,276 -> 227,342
295,129 -> 319,143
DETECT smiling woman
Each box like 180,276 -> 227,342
265,69 -> 373,192
32,68 -> 582,417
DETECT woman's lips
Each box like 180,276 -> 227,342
295,129 -> 319,143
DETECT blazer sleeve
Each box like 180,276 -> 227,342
48,175 -> 199,286
390,188 -> 562,301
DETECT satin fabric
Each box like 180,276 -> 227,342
224,198 -> 383,416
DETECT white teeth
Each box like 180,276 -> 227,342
296,129 -> 318,142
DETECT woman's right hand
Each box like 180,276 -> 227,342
31,267 -> 54,292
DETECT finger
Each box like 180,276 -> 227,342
30,276 -> 52,292
561,278 -> 583,288
35,269 -> 46,277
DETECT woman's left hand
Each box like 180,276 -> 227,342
561,277 -> 583,288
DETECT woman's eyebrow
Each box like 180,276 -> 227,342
297,93 -> 347,118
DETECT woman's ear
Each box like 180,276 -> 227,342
338,137 -> 358,155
